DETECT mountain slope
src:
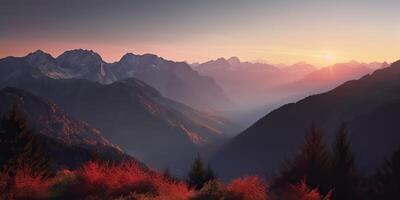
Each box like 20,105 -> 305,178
0,55 -> 235,174
0,87 -> 132,168
212,60 -> 400,179
113,53 -> 230,111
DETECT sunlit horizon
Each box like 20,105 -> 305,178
1,0 -> 399,67
1,45 -> 394,68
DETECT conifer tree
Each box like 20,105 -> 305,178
205,164 -> 217,182
162,168 -> 178,182
274,124 -> 333,195
162,168 -> 172,179
187,154 -> 207,190
371,146 -> 400,199
331,124 -> 358,200
0,105 -> 52,178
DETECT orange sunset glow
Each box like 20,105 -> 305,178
1,0 -> 400,199
1,1 -> 399,66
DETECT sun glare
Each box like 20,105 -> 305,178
320,52 -> 337,65
323,53 -> 334,62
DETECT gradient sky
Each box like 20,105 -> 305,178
1,0 -> 399,66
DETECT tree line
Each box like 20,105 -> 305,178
186,123 -> 400,200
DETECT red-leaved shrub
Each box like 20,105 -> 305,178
65,161 -> 193,199
0,167 -> 52,200
279,179 -> 331,200
0,162 -> 271,200
227,176 -> 268,200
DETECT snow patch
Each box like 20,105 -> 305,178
100,63 -> 105,76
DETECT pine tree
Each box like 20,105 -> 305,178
274,124 -> 333,195
162,168 -> 172,179
371,147 -> 400,199
162,168 -> 178,182
187,154 -> 207,190
0,105 -> 52,178
331,124 -> 359,200
205,164 -> 217,182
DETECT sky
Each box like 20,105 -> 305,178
1,0 -> 399,66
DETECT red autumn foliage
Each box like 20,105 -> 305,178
71,161 -> 155,197
0,167 -> 52,199
228,176 -> 268,200
67,161 -> 193,199
278,179 -> 331,200
0,161 -> 270,200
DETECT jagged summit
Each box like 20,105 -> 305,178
56,49 -> 104,67
27,49 -> 51,57
227,56 -> 241,65
119,52 -> 160,64
119,52 -> 136,62
26,49 -> 55,63
215,57 -> 228,63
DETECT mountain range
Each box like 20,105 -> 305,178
23,49 -> 230,112
1,49 -> 395,179
0,52 -> 237,175
212,60 -> 400,180
196,57 -> 387,128
195,57 -> 315,108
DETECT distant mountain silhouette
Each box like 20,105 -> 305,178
196,58 -> 280,101
195,57 -> 316,128
0,87 -> 133,169
22,49 -> 230,111
0,54 -> 237,175
195,57 -> 315,108
280,61 -> 316,74
267,61 -> 387,102
212,60 -> 400,180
